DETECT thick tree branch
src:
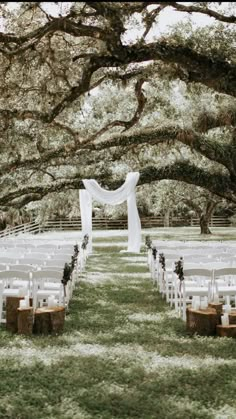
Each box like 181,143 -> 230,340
1,37 -> 235,129
1,160 -> 235,209
194,109 -> 236,133
168,2 -> 236,24
141,4 -> 168,41
0,18 -> 107,56
0,124 -> 234,182
0,178 -> 84,208
81,126 -> 236,178
74,42 -> 236,98
139,162 -> 236,203
123,42 -> 236,98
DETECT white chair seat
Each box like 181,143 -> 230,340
3,289 -> 20,297
43,282 -> 61,290
36,289 -> 61,299
217,286 -> 236,294
180,286 -> 209,296
12,280 -> 29,288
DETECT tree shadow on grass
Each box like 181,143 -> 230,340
0,355 -> 235,419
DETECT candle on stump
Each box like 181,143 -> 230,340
221,313 -> 229,326
24,295 -> 30,308
214,294 -> 219,303
200,301 -> 208,310
192,297 -> 200,310
225,305 -> 231,314
195,301 -> 200,310
48,295 -> 56,308
19,299 -> 27,309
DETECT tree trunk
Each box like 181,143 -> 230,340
164,208 -> 170,227
186,307 -> 219,336
200,214 -> 212,234
199,199 -> 220,235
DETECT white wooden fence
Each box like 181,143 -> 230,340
0,216 -> 231,238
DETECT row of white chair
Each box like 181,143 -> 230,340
0,240 -> 88,324
148,245 -> 236,321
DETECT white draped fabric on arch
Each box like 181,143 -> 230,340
79,172 -> 142,253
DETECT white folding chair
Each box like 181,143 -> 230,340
0,281 -> 21,324
213,268 -> 236,305
175,268 -> 213,321
31,270 -> 64,310
0,276 -> 30,324
0,270 -> 31,290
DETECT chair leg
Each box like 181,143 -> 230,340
32,279 -> 38,311
0,282 -> 3,324
174,281 -> 178,312
182,294 -> 186,322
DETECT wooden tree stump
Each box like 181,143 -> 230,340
17,308 -> 34,336
208,303 -> 223,323
217,325 -> 236,338
6,297 -> 33,333
229,312 -> 236,325
209,302 -> 223,315
6,297 -> 24,333
186,307 -> 219,336
33,306 -> 65,335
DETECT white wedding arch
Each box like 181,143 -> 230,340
79,172 -> 142,253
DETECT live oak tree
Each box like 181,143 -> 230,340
0,2 -> 236,216
148,180 -> 223,234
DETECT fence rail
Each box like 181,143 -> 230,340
0,221 -> 40,238
0,216 -> 231,238
41,216 -> 231,231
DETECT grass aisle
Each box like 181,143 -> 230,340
1,236 -> 236,418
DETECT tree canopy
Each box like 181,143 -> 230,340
0,1 -> 236,212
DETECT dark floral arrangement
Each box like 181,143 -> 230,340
74,244 -> 79,258
174,257 -> 184,282
70,255 -> 76,270
81,234 -> 89,250
145,235 -> 152,249
159,253 -> 165,271
152,246 -> 158,261
61,242 -> 79,287
72,244 -> 79,267
61,262 -> 72,287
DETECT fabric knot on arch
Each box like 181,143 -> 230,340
79,172 -> 142,253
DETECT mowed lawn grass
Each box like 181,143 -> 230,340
0,229 -> 236,418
